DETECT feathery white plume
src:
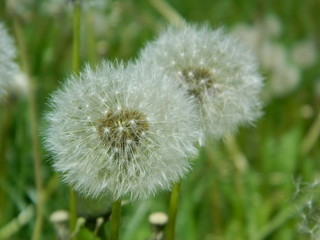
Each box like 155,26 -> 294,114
139,24 -> 263,139
44,61 -> 200,200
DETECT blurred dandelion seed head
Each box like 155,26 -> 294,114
270,62 -> 300,97
44,61 -> 200,200
232,19 -> 303,99
263,14 -> 283,38
292,39 -> 317,69
0,22 -> 19,102
139,24 -> 263,139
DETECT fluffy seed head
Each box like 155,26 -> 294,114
139,24 -> 263,139
44,61 -> 200,200
292,39 -> 317,69
0,22 -> 19,101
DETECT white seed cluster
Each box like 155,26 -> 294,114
45,23 -> 264,200
0,22 -> 18,101
44,61 -> 200,200
139,24 -> 263,139
96,109 -> 150,156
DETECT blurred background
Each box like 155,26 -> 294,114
0,0 -> 319,239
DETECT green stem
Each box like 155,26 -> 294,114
0,205 -> 34,239
301,111 -> 320,155
110,200 -> 122,240
166,182 -> 181,240
0,100 -> 13,226
69,189 -> 78,240
70,1 -> 81,239
73,0 -> 81,74
11,14 -> 44,240
224,135 -> 248,174
149,0 -> 184,26
86,10 -> 97,64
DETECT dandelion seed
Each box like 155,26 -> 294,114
44,61 -> 200,200
139,24 -> 263,138
232,21 -> 301,99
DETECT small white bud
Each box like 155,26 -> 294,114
148,212 -> 168,226
50,210 -> 69,224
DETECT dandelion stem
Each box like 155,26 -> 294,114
0,100 -> 13,226
69,0 -> 81,238
86,10 -> 97,64
149,0 -> 184,26
110,200 -> 122,240
69,189 -> 78,240
224,135 -> 248,174
0,205 -> 34,239
92,217 -> 106,240
11,13 -> 44,240
73,0 -> 81,74
301,111 -> 320,155
166,181 -> 181,240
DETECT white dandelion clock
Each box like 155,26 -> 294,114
0,22 -> 19,101
292,38 -> 317,69
139,24 -> 263,139
44,61 -> 200,200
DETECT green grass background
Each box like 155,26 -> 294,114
0,0 -> 319,239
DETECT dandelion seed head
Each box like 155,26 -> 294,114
292,38 -> 317,69
139,24 -> 263,138
0,22 -> 19,101
270,62 -> 300,97
44,61 -> 200,200
263,14 -> 283,38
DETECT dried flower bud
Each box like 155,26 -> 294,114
50,210 -> 70,240
149,212 -> 168,228
148,212 -> 168,240
50,210 -> 69,224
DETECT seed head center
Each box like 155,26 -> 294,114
181,67 -> 214,100
97,109 -> 149,151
